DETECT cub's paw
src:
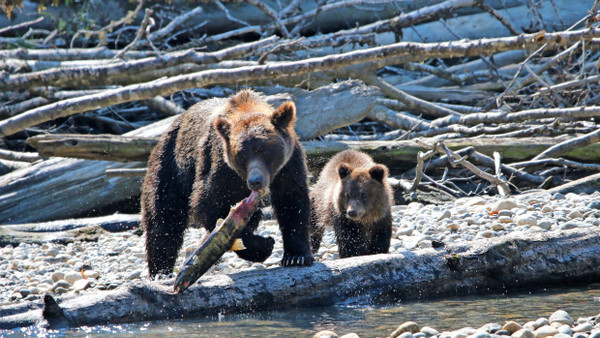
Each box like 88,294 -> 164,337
281,253 -> 314,267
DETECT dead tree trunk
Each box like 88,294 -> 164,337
1,228 -> 598,329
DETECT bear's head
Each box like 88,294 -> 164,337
214,90 -> 296,192
335,163 -> 391,224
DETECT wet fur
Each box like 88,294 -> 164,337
310,150 -> 393,258
142,90 -> 313,276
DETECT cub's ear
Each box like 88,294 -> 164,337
338,164 -> 353,179
271,101 -> 296,130
214,117 -> 232,141
369,164 -> 388,182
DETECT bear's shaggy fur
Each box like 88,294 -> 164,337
142,90 -> 314,277
310,150 -> 393,258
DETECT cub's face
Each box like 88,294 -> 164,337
215,102 -> 296,191
336,164 -> 389,224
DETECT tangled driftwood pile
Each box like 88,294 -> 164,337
0,0 -> 600,222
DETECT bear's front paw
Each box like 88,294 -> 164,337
281,252 -> 314,267
235,235 -> 275,262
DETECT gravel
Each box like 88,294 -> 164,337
1,191 -> 600,335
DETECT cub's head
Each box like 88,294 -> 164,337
214,90 -> 296,191
335,163 -> 391,224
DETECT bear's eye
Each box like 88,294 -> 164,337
345,192 -> 350,200
256,147 -> 265,155
361,192 -> 367,200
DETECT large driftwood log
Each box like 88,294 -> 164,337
1,228 -> 598,329
0,225 -> 105,247
547,173 -> 600,195
26,134 -> 600,170
26,135 -> 159,162
0,214 -> 139,246
2,214 -> 139,233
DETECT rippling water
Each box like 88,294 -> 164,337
4,285 -> 600,337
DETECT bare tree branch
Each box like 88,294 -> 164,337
0,148 -> 41,163
0,37 -> 278,91
0,16 -> 44,35
1,27 -> 599,137
432,106 -> 600,128
533,127 -> 600,160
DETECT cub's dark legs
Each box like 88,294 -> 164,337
334,219 -> 369,258
309,222 -> 324,254
369,215 -> 392,254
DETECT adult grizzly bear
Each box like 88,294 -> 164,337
142,90 -> 314,277
310,150 -> 393,258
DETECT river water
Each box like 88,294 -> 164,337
5,284 -> 600,337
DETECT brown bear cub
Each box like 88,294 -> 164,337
310,150 -> 393,258
142,90 -> 314,277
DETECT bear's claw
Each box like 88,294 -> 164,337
281,253 -> 314,267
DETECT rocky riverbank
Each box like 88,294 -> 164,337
1,190 -> 599,334
314,309 -> 600,338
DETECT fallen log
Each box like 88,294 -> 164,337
26,134 -> 159,162
1,228 -> 599,329
0,225 -> 105,247
26,134 -> 600,171
0,214 -> 139,247
2,214 -> 140,233
547,173 -> 600,195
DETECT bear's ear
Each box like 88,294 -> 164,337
369,164 -> 387,182
271,101 -> 296,130
214,117 -> 232,141
338,164 -> 352,179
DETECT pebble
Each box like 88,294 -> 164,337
573,323 -> 593,332
503,321 -> 523,333
534,325 -> 559,338
497,210 -> 514,217
511,329 -> 534,338
549,310 -> 574,326
314,330 -> 338,338
536,220 -> 552,230
341,334 -> 360,338
515,215 -> 537,226
73,279 -> 90,291
421,327 -> 440,337
491,224 -> 505,231
392,321 -> 420,337
535,318 -> 549,328
64,271 -> 84,285
492,199 -> 519,211
51,271 -> 65,282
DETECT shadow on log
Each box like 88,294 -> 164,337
1,228 -> 599,329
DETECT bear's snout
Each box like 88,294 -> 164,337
247,162 -> 269,191
345,201 -> 365,220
